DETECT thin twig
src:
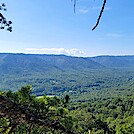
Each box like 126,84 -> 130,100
72,0 -> 77,13
92,0 -> 107,30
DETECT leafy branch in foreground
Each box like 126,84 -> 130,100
0,86 -> 75,134
0,85 -> 115,134
0,3 -> 12,32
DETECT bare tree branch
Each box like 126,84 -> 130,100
92,0 -> 107,30
72,0 -> 107,30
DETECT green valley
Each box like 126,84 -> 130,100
0,53 -> 134,133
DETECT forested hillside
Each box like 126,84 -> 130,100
0,53 -> 103,73
0,85 -> 134,133
0,53 -> 134,93
0,53 -> 134,133
91,55 -> 134,68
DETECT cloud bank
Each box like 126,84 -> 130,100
25,48 -> 86,56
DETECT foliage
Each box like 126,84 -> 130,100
0,86 -> 75,134
0,3 -> 12,32
1,83 -> 133,133
0,54 -> 134,133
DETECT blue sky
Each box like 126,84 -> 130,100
0,0 -> 134,57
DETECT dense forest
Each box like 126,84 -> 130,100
0,53 -> 134,133
0,84 -> 134,133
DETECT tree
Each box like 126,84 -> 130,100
0,3 -> 12,32
0,86 -> 75,134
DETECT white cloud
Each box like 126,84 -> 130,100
25,48 -> 86,56
78,9 -> 89,14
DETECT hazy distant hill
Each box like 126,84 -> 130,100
91,55 -> 134,68
1,53 -> 134,92
0,53 -> 103,74
1,54 -> 134,74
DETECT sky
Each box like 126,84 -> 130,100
0,0 -> 134,57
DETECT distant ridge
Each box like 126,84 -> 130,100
1,53 -> 134,92
0,53 -> 134,74
91,55 -> 134,68
0,53 -> 103,74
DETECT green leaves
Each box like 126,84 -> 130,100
0,85 -> 75,134
19,85 -> 32,98
0,3 -> 12,32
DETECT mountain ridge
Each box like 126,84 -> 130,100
1,53 -> 134,70
0,53 -> 104,74
90,55 -> 134,68
1,53 -> 134,92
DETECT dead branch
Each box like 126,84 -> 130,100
92,0 -> 107,30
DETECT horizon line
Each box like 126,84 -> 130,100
0,52 -> 134,58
